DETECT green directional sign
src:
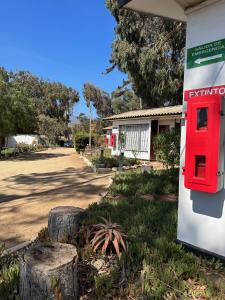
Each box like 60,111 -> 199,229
187,38 -> 225,69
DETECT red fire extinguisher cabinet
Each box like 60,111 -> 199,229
184,95 -> 225,193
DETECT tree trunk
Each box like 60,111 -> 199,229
20,243 -> 78,300
48,206 -> 85,243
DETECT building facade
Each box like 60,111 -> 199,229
105,105 -> 182,160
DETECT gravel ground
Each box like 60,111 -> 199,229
0,148 -> 111,248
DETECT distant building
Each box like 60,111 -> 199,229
104,105 -> 182,160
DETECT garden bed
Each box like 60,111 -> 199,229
82,148 -> 141,173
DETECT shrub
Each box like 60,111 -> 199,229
32,143 -> 44,152
0,148 -> 19,158
109,169 -> 179,196
74,132 -> 90,152
0,243 -> 19,298
16,142 -> 31,153
123,157 -> 140,167
91,153 -> 139,169
91,217 -> 127,257
91,156 -> 119,168
154,128 -> 180,169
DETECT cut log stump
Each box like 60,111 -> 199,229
48,206 -> 85,243
20,243 -> 78,300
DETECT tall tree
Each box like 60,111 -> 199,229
106,0 -> 186,107
0,68 -> 37,136
0,67 -> 80,143
83,82 -> 113,118
12,71 -> 79,123
112,89 -> 142,114
0,67 -> 14,137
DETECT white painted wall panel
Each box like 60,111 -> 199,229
5,135 -> 40,148
178,0 -> 225,258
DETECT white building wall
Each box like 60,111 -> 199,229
111,117 -> 179,160
5,135 -> 40,148
111,118 -> 151,160
177,1 -> 225,258
158,119 -> 177,131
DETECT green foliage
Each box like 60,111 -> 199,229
0,67 -> 79,142
90,150 -> 139,169
83,82 -> 113,118
106,0 -> 185,107
0,148 -> 19,158
91,156 -> 119,168
16,142 -> 44,153
16,142 -> 31,153
154,129 -> 181,169
0,67 -> 37,137
38,114 -> 66,144
82,196 -> 225,299
0,143 -> 44,159
74,132 -> 90,152
112,89 -> 142,114
109,169 -> 179,196
0,244 -> 19,299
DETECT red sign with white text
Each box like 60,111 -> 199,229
184,85 -> 225,101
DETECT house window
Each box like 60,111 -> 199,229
119,124 -> 149,152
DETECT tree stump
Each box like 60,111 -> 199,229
20,243 -> 78,300
48,206 -> 84,243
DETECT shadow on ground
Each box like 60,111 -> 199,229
0,167 -> 109,204
8,152 -> 69,162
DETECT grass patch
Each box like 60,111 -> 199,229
109,168 -> 179,196
86,148 -> 140,169
82,197 -> 225,299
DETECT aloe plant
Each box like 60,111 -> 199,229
91,217 -> 127,257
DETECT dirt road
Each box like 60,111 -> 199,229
0,148 -> 111,248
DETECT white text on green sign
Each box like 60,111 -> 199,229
187,38 -> 225,69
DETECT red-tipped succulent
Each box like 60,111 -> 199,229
91,217 -> 127,257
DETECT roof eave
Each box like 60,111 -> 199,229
105,113 -> 182,121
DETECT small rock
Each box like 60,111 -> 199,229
112,167 -> 118,172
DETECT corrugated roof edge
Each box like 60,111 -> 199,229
104,105 -> 183,121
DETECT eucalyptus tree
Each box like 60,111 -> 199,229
106,0 -> 186,107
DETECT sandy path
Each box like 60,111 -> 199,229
0,148 -> 110,248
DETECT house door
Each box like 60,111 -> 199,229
150,120 -> 158,160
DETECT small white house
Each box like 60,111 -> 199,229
104,105 -> 182,160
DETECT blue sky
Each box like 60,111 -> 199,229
0,0 -> 126,119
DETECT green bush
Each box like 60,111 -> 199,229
74,132 -> 90,152
16,142 -> 44,153
154,128 -> 180,169
123,157 -> 139,167
91,156 -> 119,168
0,148 -> 19,158
32,143 -> 44,152
16,142 -> 31,153
91,152 -> 140,169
